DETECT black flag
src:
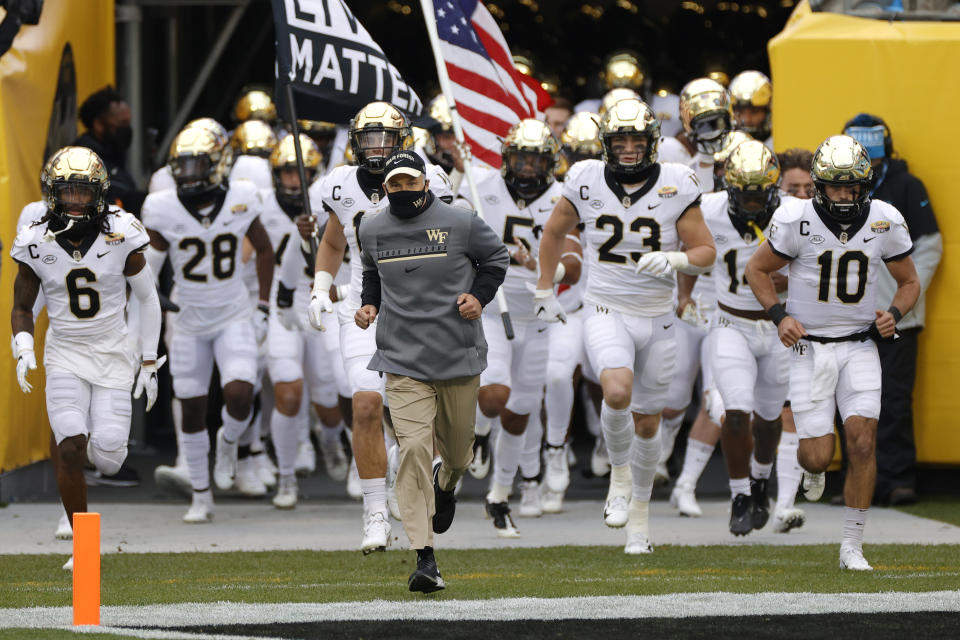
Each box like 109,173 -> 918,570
272,0 -> 423,124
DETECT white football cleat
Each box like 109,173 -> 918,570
541,488 -> 564,514
55,511 -> 72,540
386,444 -> 401,520
183,490 -> 214,524
591,434 -> 610,477
669,482 -> 702,517
603,495 -> 630,528
319,437 -> 349,482
802,471 -> 826,502
272,475 -> 298,510
154,462 -> 193,499
484,500 -> 520,538
252,452 -> 277,489
624,533 -> 654,555
839,545 -> 873,571
346,456 -> 362,500
62,556 -> 74,571
518,480 -> 543,517
361,511 -> 391,554
772,507 -> 806,533
235,457 -> 267,497
294,439 -> 317,477
544,445 -> 570,493
213,427 -> 238,491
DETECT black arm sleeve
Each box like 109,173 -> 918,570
361,268 -> 381,310
466,213 -> 509,307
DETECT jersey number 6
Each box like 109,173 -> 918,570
65,268 -> 100,319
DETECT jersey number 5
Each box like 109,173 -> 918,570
596,215 -> 661,264
66,268 -> 100,319
816,250 -> 868,304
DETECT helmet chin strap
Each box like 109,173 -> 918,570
41,218 -> 76,243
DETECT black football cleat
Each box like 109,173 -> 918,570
408,547 -> 445,594
432,460 -> 456,534
729,493 -> 753,536
750,476 -> 770,530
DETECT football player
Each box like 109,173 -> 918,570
300,102 -> 453,553
265,134 -> 350,508
229,119 -> 277,190
142,124 -> 274,523
691,141 -> 790,535
659,78 -> 733,191
729,71 -> 773,148
536,99 -> 715,554
458,120 -> 579,535
746,135 -> 920,569
11,147 -> 162,569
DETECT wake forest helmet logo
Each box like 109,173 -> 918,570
426,228 -> 449,243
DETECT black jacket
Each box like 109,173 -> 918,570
72,133 -> 145,215
872,158 -> 938,241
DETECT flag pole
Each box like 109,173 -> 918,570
419,0 -> 514,340
283,81 -> 319,270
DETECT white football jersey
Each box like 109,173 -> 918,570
658,137 -> 716,192
563,159 -> 702,317
230,155 -> 272,190
260,188 -> 318,311
17,201 -> 47,230
313,162 -> 453,310
142,181 -> 262,334
767,197 -> 913,338
702,191 -> 771,312
459,167 -> 560,321
148,166 -> 175,194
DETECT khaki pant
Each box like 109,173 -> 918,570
385,373 -> 479,549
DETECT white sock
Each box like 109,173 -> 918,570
238,422 -> 256,447
270,410 -> 301,478
658,413 -> 684,466
487,481 -> 511,504
750,455 -> 773,480
582,385 -> 601,437
519,413 -> 543,479
676,438 -> 715,488
181,430 -> 210,491
360,478 -> 387,518
729,476 -> 751,499
475,409 -> 493,437
545,371 -> 574,447
492,429 -> 523,488
775,432 -> 803,513
318,420 -> 345,445
221,406 -> 250,443
630,434 -> 661,502
601,401 -> 633,467
842,507 -> 868,551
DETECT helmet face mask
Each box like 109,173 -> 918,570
599,98 -> 660,179
270,134 -> 322,215
41,146 -> 110,231
349,102 -> 412,174
723,140 -> 780,230
690,113 -> 730,154
168,126 -> 229,201
729,71 -> 772,141
500,119 -> 559,199
811,135 -> 873,223
52,182 -> 101,220
170,154 -> 213,194
679,78 -> 733,155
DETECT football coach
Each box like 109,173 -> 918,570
356,149 -> 508,593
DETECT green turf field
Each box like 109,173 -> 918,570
3,544 -> 959,609
895,496 -> 960,527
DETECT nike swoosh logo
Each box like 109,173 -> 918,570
538,207 -> 552,212
863,236 -> 877,243
648,203 -> 660,210
97,251 -> 110,258
662,323 -> 673,330
404,265 -> 422,273
537,327 -> 547,333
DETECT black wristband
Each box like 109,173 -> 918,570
766,303 -> 788,326
276,283 -> 295,309
888,305 -> 903,323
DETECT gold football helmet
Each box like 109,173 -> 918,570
811,134 -> 874,222
729,71 -> 772,140
599,98 -> 660,178
501,119 -> 559,199
556,111 -> 601,180
348,101 -> 413,173
707,69 -> 730,87
724,140 -> 780,229
602,52 -> 645,91
270,134 -> 322,215
599,88 -> 641,116
679,78 -> 733,154
233,89 -> 277,123
185,117 -> 230,148
231,120 -> 278,158
168,125 -> 230,198
711,130 -> 754,189
41,146 -> 110,223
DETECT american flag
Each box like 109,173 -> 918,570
433,0 -> 553,168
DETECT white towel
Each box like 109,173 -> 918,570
810,342 -> 840,403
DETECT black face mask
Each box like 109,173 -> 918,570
105,125 -> 133,157
387,187 -> 432,219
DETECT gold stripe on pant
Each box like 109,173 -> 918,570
385,373 -> 480,550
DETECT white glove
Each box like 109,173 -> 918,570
680,294 -> 708,328
277,305 -> 304,332
253,303 -> 270,345
634,251 -> 689,277
14,332 -> 36,394
533,288 -> 566,324
133,355 -> 167,412
308,271 -> 334,332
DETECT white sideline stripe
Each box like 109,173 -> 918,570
3,591 -> 960,630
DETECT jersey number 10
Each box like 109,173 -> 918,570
816,250 -> 868,304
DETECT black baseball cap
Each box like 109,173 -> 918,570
384,149 -> 425,182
